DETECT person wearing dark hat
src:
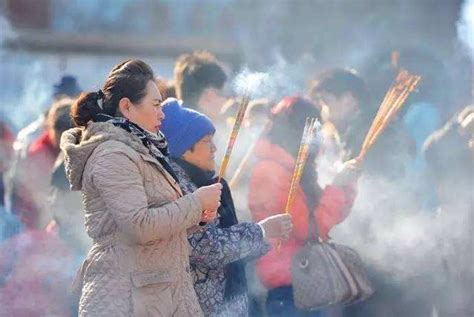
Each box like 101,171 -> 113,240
5,75 -> 83,224
53,75 -> 82,100
6,97 -> 76,230
161,98 -> 293,316
12,75 -> 83,160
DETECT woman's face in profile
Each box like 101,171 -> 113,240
182,134 -> 217,172
124,80 -> 164,133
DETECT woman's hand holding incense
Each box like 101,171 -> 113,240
195,183 -> 222,222
201,209 -> 218,223
332,159 -> 362,186
258,214 -> 293,241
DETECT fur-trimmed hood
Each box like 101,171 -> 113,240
60,122 -> 149,190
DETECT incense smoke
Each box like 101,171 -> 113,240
457,0 -> 474,59
232,55 -> 308,100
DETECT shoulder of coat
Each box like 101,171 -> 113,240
90,139 -> 142,163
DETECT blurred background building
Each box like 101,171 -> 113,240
0,0 -> 471,129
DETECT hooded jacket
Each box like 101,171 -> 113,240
61,121 -> 203,316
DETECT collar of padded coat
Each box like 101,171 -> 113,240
60,121 -> 160,191
253,137 -> 296,170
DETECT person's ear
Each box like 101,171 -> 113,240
118,97 -> 132,119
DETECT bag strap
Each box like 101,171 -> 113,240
298,147 -> 322,243
307,202 -> 320,242
301,180 -> 320,242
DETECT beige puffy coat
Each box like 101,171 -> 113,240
61,122 -> 203,316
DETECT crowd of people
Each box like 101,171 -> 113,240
0,50 -> 472,317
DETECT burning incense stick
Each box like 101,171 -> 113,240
217,93 -> 251,182
278,117 -> 319,251
358,70 -> 421,160
365,75 -> 420,149
360,71 -> 407,154
284,118 -> 319,214
202,94 -> 250,221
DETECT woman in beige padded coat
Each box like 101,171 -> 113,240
61,59 -> 222,316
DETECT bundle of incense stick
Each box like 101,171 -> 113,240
277,117 -> 319,251
357,69 -> 421,160
284,117 -> 319,214
217,93 -> 251,182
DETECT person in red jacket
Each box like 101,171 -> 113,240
6,97 -> 75,230
248,96 -> 360,316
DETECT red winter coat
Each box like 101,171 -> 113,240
11,131 -> 57,229
248,138 -> 356,289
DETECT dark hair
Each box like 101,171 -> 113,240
156,78 -> 176,100
266,96 -> 323,211
308,68 -> 370,111
71,59 -> 155,127
174,51 -> 227,107
47,97 -> 75,135
165,80 -> 177,99
365,48 -> 452,120
267,96 -> 322,157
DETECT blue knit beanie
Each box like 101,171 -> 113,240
161,98 -> 216,158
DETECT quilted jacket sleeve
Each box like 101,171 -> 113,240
91,150 -> 202,244
188,222 -> 270,269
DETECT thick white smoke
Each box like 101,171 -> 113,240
457,0 -> 474,59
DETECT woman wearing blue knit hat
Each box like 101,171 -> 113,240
161,98 -> 293,316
